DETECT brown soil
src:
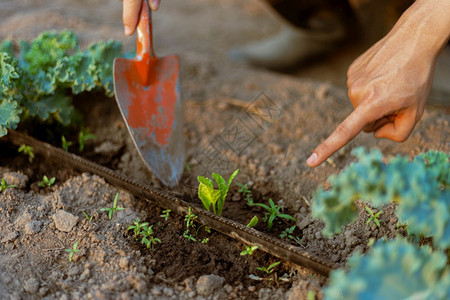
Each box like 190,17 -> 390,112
0,0 -> 449,299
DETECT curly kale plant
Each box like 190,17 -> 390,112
324,238 -> 450,300
312,148 -> 449,249
0,30 -> 123,136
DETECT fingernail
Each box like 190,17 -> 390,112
306,153 -> 318,166
124,26 -> 132,36
150,0 -> 159,10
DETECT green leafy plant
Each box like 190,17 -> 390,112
254,198 -> 296,231
160,209 -> 171,221
140,225 -> 161,251
201,238 -> 209,244
183,230 -> 196,242
0,178 -> 16,192
65,241 -> 80,262
38,175 -> 55,187
0,30 -> 123,136
257,261 -> 281,274
324,238 -> 450,300
197,169 -> 239,215
61,135 -> 72,151
280,225 -> 302,245
127,218 -> 149,240
237,182 -> 254,206
184,207 -> 197,229
311,148 -> 449,249
240,245 -> 259,256
246,216 -> 259,228
365,206 -> 382,228
18,144 -> 34,162
78,128 -> 96,152
307,290 -> 315,300
100,193 -> 124,220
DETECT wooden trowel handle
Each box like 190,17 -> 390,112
136,0 -> 156,60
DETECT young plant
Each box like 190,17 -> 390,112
255,198 -> 296,230
183,230 -> 197,242
82,211 -> 93,222
237,182 -> 254,206
184,207 -> 197,229
160,209 -> 171,221
127,218 -> 149,240
18,144 -> 34,162
140,225 -> 161,251
197,169 -> 239,215
201,238 -> 209,244
65,241 -> 80,262
61,135 -> 72,152
240,245 -> 259,256
78,128 -> 96,152
257,261 -> 281,274
365,206 -> 382,228
280,225 -> 302,245
38,175 -> 55,187
246,216 -> 259,228
100,192 -> 124,220
0,178 -> 16,192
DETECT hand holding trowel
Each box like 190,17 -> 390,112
114,0 -> 185,187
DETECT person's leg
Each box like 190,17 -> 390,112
230,0 -> 358,70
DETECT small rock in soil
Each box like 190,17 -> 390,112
1,230 -> 19,243
196,274 -> 225,296
52,210 -> 78,232
2,171 -> 28,189
23,221 -> 41,235
24,277 -> 39,293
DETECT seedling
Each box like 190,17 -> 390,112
255,198 -> 296,230
127,218 -> 149,240
0,178 -> 16,192
201,238 -> 209,244
78,128 -> 97,152
18,144 -> 34,162
197,169 -> 239,215
61,135 -> 72,152
160,209 -> 171,221
38,175 -> 56,187
183,230 -> 196,242
257,261 -> 281,274
237,182 -> 254,206
246,216 -> 259,228
82,211 -> 93,222
141,225 -> 161,250
365,206 -> 382,228
280,225 -> 302,245
184,207 -> 198,229
65,241 -> 80,262
100,193 -> 124,219
307,290 -> 315,300
240,245 -> 259,256
184,163 -> 191,172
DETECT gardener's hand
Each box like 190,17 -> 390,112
306,0 -> 450,167
122,0 -> 161,36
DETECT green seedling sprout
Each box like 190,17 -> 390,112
365,206 -> 382,228
201,238 -> 209,244
160,209 -> 171,221
197,169 -> 239,215
0,178 -> 16,192
184,207 -> 197,229
280,225 -> 302,245
61,135 -> 72,152
82,211 -> 93,222
183,230 -> 196,242
184,163 -> 191,172
255,198 -> 296,230
307,290 -> 315,300
78,128 -> 97,152
65,241 -> 80,262
18,144 -> 34,162
246,216 -> 259,228
240,245 -> 259,256
100,193 -> 124,219
237,182 -> 255,206
141,225 -> 161,250
127,218 -> 149,240
38,175 -> 55,187
257,261 -> 281,274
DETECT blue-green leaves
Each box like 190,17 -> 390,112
324,238 -> 450,300
198,169 -> 239,216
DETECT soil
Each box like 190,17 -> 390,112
0,0 -> 449,299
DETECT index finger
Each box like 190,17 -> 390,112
306,108 -> 368,167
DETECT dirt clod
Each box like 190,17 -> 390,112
196,274 -> 226,296
52,210 -> 78,232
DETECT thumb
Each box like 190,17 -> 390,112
307,108 -> 368,167
373,110 -> 417,142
